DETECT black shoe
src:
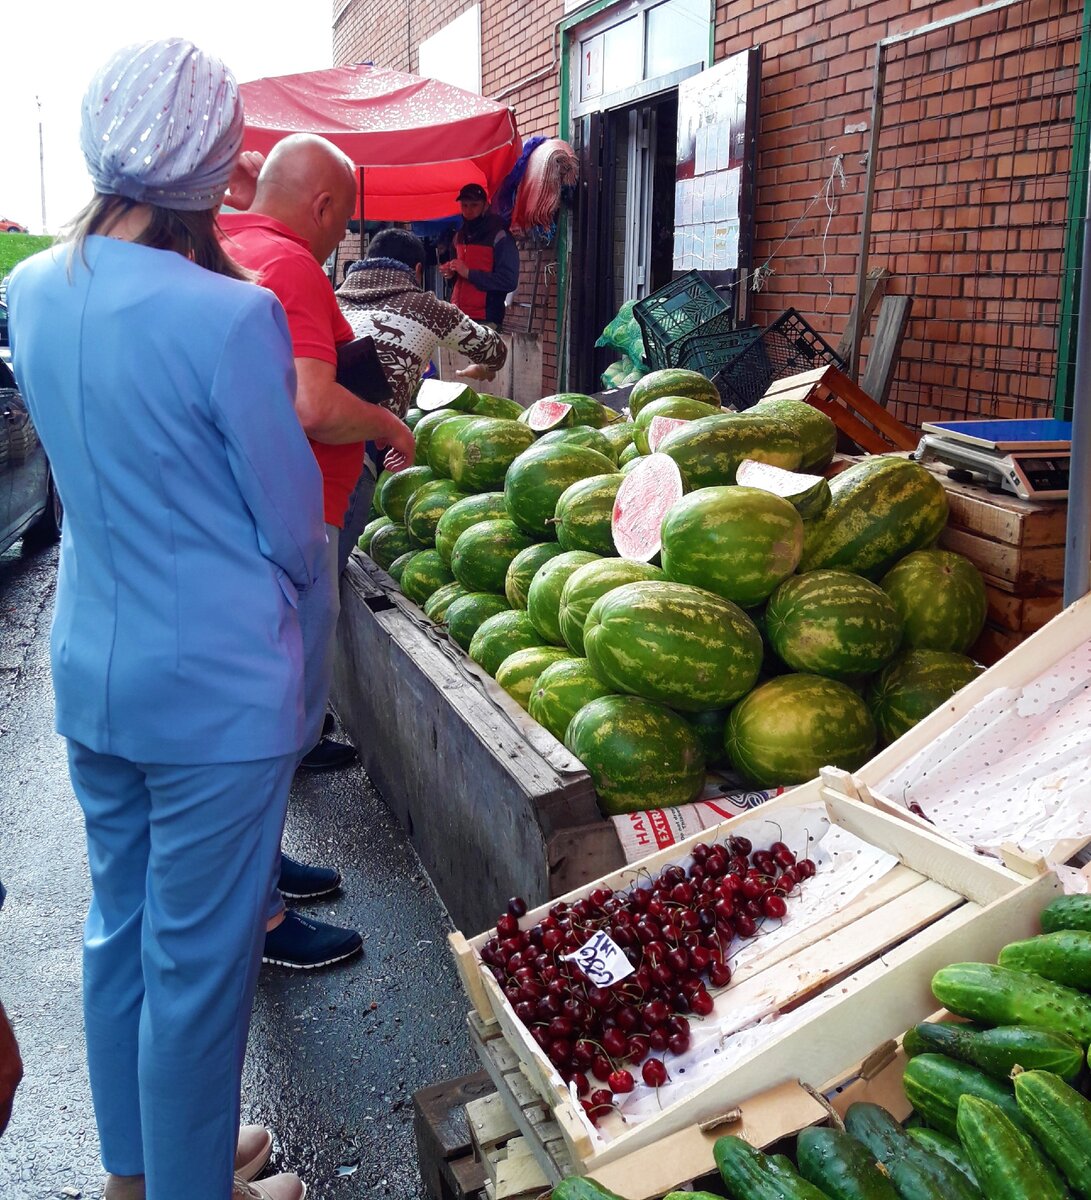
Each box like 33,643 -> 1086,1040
297,736 -> 357,773
322,712 -> 335,739
262,910 -> 363,969
278,854 -> 342,900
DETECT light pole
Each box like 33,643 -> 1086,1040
36,95 -> 47,234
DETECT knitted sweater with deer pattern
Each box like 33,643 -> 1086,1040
335,259 -> 507,418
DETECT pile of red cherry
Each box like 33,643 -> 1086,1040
478,834 -> 816,1125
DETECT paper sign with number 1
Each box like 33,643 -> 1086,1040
561,929 -> 635,987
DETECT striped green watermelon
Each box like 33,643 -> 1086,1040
565,695 -> 706,814
434,492 -> 509,563
426,414 -> 479,477
735,459 -> 832,520
880,549 -> 987,653
495,646 -> 576,709
725,674 -> 878,787
504,542 -> 567,609
633,396 -> 721,454
451,519 -> 537,594
415,380 -> 479,411
519,399 -> 574,432
370,468 -> 393,515
504,443 -> 618,538
527,658 -> 617,742
404,406 -> 426,430
526,551 -> 601,645
599,422 -> 637,455
369,523 -> 417,571
628,368 -> 720,417
468,610 -> 546,677
423,580 -> 468,624
446,416 -> 536,492
752,396 -> 838,470
764,569 -> 903,679
660,486 -> 804,608
399,550 -> 456,607
388,551 -> 415,583
657,413 -> 803,487
684,708 -> 731,768
583,580 -> 763,712
866,649 -> 984,745
413,409 -> 466,466
536,425 -> 618,463
554,474 -> 625,556
558,558 -> 665,655
618,442 -> 643,467
800,455 -> 949,580
549,392 -> 613,428
359,515 -> 392,552
445,593 -> 512,651
404,479 -> 471,548
611,453 -> 687,563
470,394 -> 524,420
379,466 -> 436,525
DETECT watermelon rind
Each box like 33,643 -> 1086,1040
445,593 -> 512,651
518,399 -> 574,432
359,515 -> 393,553
611,453 -> 687,563
434,492 -> 509,564
399,549 -> 456,607
369,523 -> 417,571
471,394 -> 524,420
684,708 -> 731,769
866,649 -> 984,745
551,392 -> 613,429
504,443 -> 618,538
495,646 -> 576,709
505,542 -> 568,610
633,395 -> 721,454
404,479 -> 471,548
528,658 -> 617,743
657,413 -> 803,487
628,368 -> 720,417
554,473 -> 625,556
558,558 -> 665,655
415,380 -> 479,412
451,518 -> 537,595
565,695 -> 706,815
879,549 -> 987,653
735,458 -> 832,520
388,551 -> 415,583
412,409 -> 467,466
725,674 -> 878,787
752,396 -> 838,471
426,414 -> 479,477
526,550 -> 601,645
423,581 -> 468,624
404,407 -> 426,430
446,416 -> 537,493
379,466 -> 436,525
468,609 -> 546,677
537,425 -> 619,463
598,422 -> 637,454
370,468 -> 393,515
618,442 -> 643,467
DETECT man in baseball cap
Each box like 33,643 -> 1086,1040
439,182 -> 519,332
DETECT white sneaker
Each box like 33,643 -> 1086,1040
233,1172 -> 307,1200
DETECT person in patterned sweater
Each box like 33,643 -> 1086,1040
335,228 -> 507,570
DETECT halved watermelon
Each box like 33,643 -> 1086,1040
416,379 -> 480,412
611,453 -> 687,562
647,415 -> 691,453
735,458 -> 832,520
519,399 -> 575,432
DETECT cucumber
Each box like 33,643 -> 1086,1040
999,930 -> 1091,991
714,1134 -> 834,1200
843,1102 -> 982,1200
663,1194 -> 726,1200
796,1127 -> 900,1200
956,1094 -> 1073,1200
551,1180 -> 629,1200
902,1053 -> 1023,1139
903,1022 -> 1084,1082
931,962 -> 1091,1043
1041,895 -> 1091,934
906,1129 -> 978,1188
1014,1069 -> 1091,1198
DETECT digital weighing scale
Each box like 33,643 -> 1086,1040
914,418 -> 1072,501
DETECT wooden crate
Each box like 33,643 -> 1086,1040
448,778 -> 1058,1198
414,1072 -> 496,1200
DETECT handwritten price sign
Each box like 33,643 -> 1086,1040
562,930 -> 635,987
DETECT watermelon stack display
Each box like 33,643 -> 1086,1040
354,366 -> 989,817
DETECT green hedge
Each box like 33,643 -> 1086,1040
0,233 -> 55,279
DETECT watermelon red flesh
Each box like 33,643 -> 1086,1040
879,549 -> 987,653
725,674 -> 878,788
527,657 -> 617,742
582,580 -> 764,712
468,609 -> 546,677
611,453 -> 687,562
633,396 -> 721,454
647,415 -> 691,452
554,473 -> 625,556
520,399 -> 574,432
735,458 -> 832,520
564,695 -> 706,815
866,649 -> 984,745
558,558 -> 665,656
659,485 -> 804,609
494,646 -> 576,709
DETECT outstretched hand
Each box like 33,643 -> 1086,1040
455,363 -> 497,383
223,151 -> 265,212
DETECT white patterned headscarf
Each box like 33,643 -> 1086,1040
80,38 -> 244,212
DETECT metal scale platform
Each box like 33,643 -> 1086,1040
914,418 -> 1072,501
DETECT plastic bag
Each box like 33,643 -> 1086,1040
595,300 -> 647,366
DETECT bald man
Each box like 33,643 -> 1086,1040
222,135 -> 414,969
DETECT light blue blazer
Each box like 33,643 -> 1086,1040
9,237 -> 327,764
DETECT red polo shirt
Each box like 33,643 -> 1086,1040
221,212 -> 358,527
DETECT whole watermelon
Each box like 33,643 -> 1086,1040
599,422 -> 637,455
446,416 -> 536,492
451,518 -> 537,595
752,396 -> 838,470
445,593 -> 512,651
528,658 -> 617,742
505,542 -> 567,610
423,580 -> 467,624
764,569 -> 904,680
504,443 -> 618,538
426,414 -> 478,477
379,466 -> 436,525
551,392 -> 613,428
558,558 -> 665,656
495,646 -> 576,709
565,695 -> 706,814
726,674 -> 878,787
526,551 -> 601,645
628,368 -> 720,417
684,708 -> 731,769
370,468 -> 393,516
399,550 -> 456,608
583,580 -> 763,712
404,406 -> 425,430
633,395 -> 721,454
867,649 -> 984,745
800,456 -> 949,580
660,486 -> 804,608
434,492 -> 509,563
537,425 -> 619,463
470,394 -> 523,420
369,523 -> 417,571
404,479 -> 470,548
388,551 -> 415,583
554,473 -> 625,556
657,413 -> 803,487
468,610 -> 546,677
880,549 -> 987,653
619,443 -> 643,467
413,409 -> 466,466
359,515 -> 392,553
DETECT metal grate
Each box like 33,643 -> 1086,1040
633,271 -> 731,369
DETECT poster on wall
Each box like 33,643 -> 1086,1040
675,47 -> 761,319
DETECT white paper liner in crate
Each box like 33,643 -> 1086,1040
562,803 -> 899,1143
875,639 -> 1091,877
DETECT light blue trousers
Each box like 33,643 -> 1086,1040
70,741 -> 296,1199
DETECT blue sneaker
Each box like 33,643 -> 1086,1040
262,910 -> 363,970
278,854 -> 341,900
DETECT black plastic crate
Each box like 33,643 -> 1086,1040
675,318 -> 761,377
712,308 -> 845,410
633,271 -> 731,370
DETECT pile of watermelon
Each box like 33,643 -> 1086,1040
358,371 -> 989,817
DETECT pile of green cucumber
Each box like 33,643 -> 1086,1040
549,895 -> 1091,1200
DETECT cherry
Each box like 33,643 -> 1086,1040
648,1025 -> 670,1051
591,1054 -> 613,1081
642,1058 -> 669,1087
670,881 -> 696,905
691,842 -> 711,862
734,913 -> 758,938
629,887 -> 650,911
772,845 -> 796,869
548,1016 -> 576,1039
667,1014 -> 689,1037
541,928 -> 565,952
515,1001 -> 537,1022
508,896 -> 528,918
607,1069 -> 635,1094
689,988 -> 714,1017
762,893 -> 788,919
709,961 -> 732,989
573,1039 -> 595,1068
589,887 -> 613,907
667,1030 -> 691,1056
588,1088 -> 613,1114
728,835 -> 752,857
797,858 -> 817,879
602,1026 -> 629,1057
714,896 -> 736,922
689,946 -> 712,971
667,946 -> 690,973
570,1071 -> 590,1096
625,1034 -> 650,1063
642,999 -> 670,1027
548,1039 -> 573,1067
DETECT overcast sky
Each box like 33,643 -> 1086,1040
4,6 -> 334,233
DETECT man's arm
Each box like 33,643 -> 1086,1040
464,232 -> 520,294
441,313 -> 508,371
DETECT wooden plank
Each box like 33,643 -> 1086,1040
972,622 -> 1025,666
860,294 -> 913,408
819,368 -> 919,451
468,1094 -> 521,1157
414,1072 -> 496,1200
938,526 -> 1065,589
985,585 -> 1063,632
808,389 -> 900,455
448,1155 -> 489,1200
836,266 -> 891,362
494,1144 -> 550,1200
925,467 -> 1068,548
450,932 -> 497,1024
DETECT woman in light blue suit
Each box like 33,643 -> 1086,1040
8,40 -> 321,1200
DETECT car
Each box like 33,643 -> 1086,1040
1,356 -> 63,554
0,218 -> 28,233
0,273 -> 8,346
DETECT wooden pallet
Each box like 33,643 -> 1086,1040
414,1072 -> 496,1200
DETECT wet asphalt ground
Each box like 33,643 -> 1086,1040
0,540 -> 479,1198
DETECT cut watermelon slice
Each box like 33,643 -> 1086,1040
646,414 -> 692,452
416,379 -> 479,412
735,458 -> 832,519
520,399 -> 574,432
612,453 -> 687,562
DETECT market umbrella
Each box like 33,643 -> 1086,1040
238,63 -> 522,221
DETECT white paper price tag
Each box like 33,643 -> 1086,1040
561,930 -> 635,987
